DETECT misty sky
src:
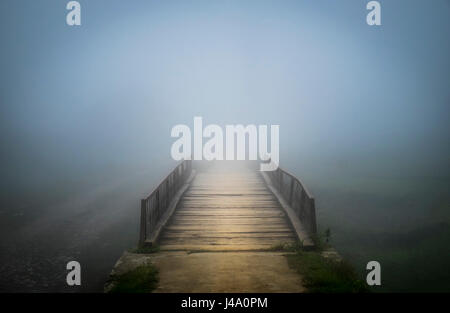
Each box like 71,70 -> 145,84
1,0 -> 449,192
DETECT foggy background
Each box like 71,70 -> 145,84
0,0 -> 449,292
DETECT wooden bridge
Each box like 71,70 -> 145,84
139,160 -> 317,251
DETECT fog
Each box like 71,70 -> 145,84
0,0 -> 449,292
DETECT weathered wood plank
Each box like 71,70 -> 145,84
158,168 -> 297,251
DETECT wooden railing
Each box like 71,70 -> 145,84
265,167 -> 317,235
139,160 -> 192,246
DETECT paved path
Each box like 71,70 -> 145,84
152,251 -> 304,293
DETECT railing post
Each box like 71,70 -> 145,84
170,173 -> 174,198
155,190 -> 160,218
139,199 -> 147,246
288,178 -> 295,205
310,198 -> 317,234
266,166 -> 317,237
277,168 -> 281,190
165,180 -> 170,209
138,160 -> 195,247
300,189 -> 306,218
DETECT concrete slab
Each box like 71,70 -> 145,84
151,251 -> 305,293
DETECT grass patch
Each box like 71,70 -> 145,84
129,245 -> 160,254
311,228 -> 332,252
268,241 -> 304,252
269,229 -> 332,253
287,251 -> 368,293
108,262 -> 159,293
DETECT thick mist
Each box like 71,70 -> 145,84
0,0 -> 449,292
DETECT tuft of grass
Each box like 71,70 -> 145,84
108,262 -> 159,293
268,241 -> 304,252
286,251 -> 368,293
129,245 -> 160,254
269,229 -> 333,253
311,229 -> 334,252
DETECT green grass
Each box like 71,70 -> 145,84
108,262 -> 159,293
269,229 -> 330,252
286,251 -> 368,293
269,234 -> 367,293
311,233 -> 331,252
129,245 -> 160,254
268,241 -> 305,252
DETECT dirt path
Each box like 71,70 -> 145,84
151,251 -> 305,293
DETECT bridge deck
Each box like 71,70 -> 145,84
159,167 -> 296,251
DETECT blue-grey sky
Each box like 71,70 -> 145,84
1,0 -> 449,190
0,0 -> 449,293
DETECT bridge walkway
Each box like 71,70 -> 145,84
159,166 -> 296,251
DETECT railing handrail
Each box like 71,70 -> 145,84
265,166 -> 317,235
276,168 -> 314,199
139,159 -> 192,246
142,161 -> 188,201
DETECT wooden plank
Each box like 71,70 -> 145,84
158,168 -> 298,251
